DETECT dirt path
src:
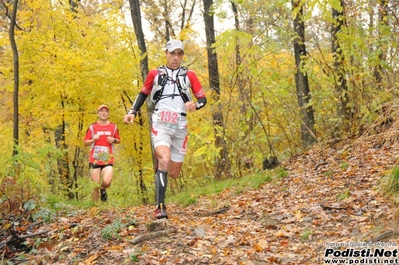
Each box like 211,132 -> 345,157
3,123 -> 399,264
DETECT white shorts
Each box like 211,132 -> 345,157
151,111 -> 188,163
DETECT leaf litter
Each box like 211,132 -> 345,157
3,121 -> 399,264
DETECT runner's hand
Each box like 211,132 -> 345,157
124,114 -> 135,124
185,101 -> 196,112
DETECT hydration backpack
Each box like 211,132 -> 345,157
150,65 -> 192,104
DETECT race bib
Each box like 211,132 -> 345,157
93,146 -> 109,161
156,110 -> 181,130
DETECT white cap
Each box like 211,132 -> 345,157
166,39 -> 184,52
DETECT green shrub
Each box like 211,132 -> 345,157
380,166 -> 399,198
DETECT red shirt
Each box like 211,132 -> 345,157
84,122 -> 120,165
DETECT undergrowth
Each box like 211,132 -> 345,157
379,166 -> 399,204
0,166 -> 287,227
168,167 -> 286,207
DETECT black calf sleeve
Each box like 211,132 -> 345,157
155,170 -> 168,205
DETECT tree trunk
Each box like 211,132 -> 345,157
43,126 -> 56,193
332,0 -> 351,127
55,118 -> 72,198
128,0 -> 150,203
71,113 -> 85,200
203,0 -> 231,179
54,100 -> 72,198
292,0 -> 316,147
373,0 -> 388,90
231,2 -> 246,115
9,0 -> 19,160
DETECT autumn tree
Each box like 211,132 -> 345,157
373,0 -> 389,90
0,0 -> 141,200
203,0 -> 230,179
332,0 -> 351,131
292,0 -> 316,147
3,0 -> 20,160
139,0 -> 199,43
127,0 -> 151,203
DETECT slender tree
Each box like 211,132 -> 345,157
128,0 -> 151,203
55,117 -> 71,198
373,0 -> 389,90
52,0 -> 78,198
332,0 -> 351,126
292,0 -> 316,147
230,2 -> 245,115
203,0 -> 231,179
139,0 -> 198,43
71,112 -> 85,199
7,0 -> 19,159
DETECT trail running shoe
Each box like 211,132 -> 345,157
100,188 -> 107,202
154,204 -> 168,219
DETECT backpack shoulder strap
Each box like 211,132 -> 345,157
177,66 -> 188,77
176,67 -> 190,103
158,65 -> 167,74
153,65 -> 168,104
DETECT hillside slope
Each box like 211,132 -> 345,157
3,119 -> 399,265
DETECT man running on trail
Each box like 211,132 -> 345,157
84,105 -> 120,202
123,39 -> 207,219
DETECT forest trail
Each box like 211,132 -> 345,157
3,120 -> 399,265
